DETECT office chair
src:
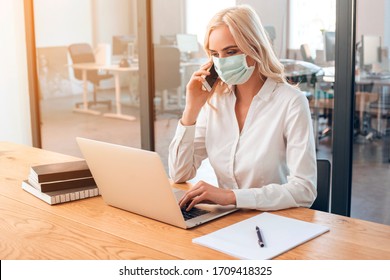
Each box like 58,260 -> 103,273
300,44 -> 315,64
154,45 -> 183,115
310,159 -> 331,212
355,91 -> 379,139
318,90 -> 334,140
264,25 -> 276,47
68,43 -> 112,109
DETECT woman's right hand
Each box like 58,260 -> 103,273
181,60 -> 215,126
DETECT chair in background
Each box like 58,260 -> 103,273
68,43 -> 112,109
355,90 -> 379,139
368,92 -> 390,137
363,85 -> 390,161
154,45 -> 183,115
300,44 -> 315,64
310,159 -> 331,212
309,85 -> 334,144
264,25 -> 276,48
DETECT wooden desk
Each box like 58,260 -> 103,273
1,142 -> 390,260
70,63 -> 138,121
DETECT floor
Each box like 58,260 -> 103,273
39,90 -> 390,226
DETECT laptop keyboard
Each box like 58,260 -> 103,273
181,207 -> 210,221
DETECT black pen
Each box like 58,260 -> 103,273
256,226 -> 265,247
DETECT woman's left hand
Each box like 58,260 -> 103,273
179,180 -> 236,211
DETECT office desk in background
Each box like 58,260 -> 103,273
311,67 -> 390,139
70,63 -> 138,121
1,141 -> 390,260
356,75 -> 390,135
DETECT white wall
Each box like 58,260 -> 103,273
35,0 -> 137,49
92,0 -> 136,47
0,0 -> 32,145
356,0 -> 390,66
34,0 -> 93,47
356,0 -> 389,49
356,0 -> 385,40
185,0 -> 235,47
239,0 -> 288,58
152,0 -> 183,44
385,0 -> 390,52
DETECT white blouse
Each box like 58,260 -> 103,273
168,78 -> 317,211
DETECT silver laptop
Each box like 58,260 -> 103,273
76,137 -> 237,229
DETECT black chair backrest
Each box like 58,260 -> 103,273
154,45 -> 181,91
68,43 -> 98,82
311,159 -> 331,212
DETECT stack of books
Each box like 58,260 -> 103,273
22,160 -> 99,205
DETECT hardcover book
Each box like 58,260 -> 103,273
22,180 -> 100,205
28,176 -> 96,192
30,160 -> 92,183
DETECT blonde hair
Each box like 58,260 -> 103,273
204,5 -> 287,85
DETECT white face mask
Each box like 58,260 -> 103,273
212,54 -> 255,85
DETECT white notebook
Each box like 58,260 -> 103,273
193,212 -> 330,260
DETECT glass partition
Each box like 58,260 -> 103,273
352,0 -> 390,225
33,0 -> 141,157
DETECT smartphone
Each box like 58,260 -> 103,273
202,64 -> 219,92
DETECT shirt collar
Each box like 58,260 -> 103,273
255,77 -> 278,102
228,78 -> 279,102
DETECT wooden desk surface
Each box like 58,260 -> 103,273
1,142 -> 390,260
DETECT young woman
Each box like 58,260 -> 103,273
168,5 -> 317,211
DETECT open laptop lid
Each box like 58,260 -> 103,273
76,137 -> 187,228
